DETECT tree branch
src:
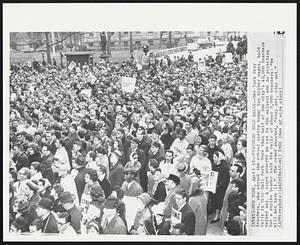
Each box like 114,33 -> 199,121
46,32 -> 81,47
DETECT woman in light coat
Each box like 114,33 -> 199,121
188,175 -> 208,235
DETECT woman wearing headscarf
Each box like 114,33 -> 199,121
210,151 -> 230,223
188,176 -> 208,235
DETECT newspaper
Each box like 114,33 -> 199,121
3,3 -> 296,242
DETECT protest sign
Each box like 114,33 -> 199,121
136,63 -> 143,71
123,196 -> 139,229
198,61 -> 206,71
171,208 -> 182,225
121,76 -> 136,93
224,52 -> 233,63
206,171 -> 219,193
68,61 -> 76,71
80,88 -> 92,99
76,67 -> 81,73
86,73 -> 97,84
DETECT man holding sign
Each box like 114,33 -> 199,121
172,188 -> 196,235
121,76 -> 136,93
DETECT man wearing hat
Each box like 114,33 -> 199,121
101,195 -> 127,234
164,174 -> 181,219
152,203 -> 171,235
59,191 -> 82,234
36,198 -> 59,233
121,167 -> 143,197
23,180 -> 41,223
176,162 -> 191,195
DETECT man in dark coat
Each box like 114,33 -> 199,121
73,155 -> 87,203
24,180 -> 41,224
108,150 -> 124,189
97,164 -> 112,198
102,195 -> 127,234
59,191 -> 82,234
40,145 -> 55,184
207,135 -> 224,164
173,188 -> 196,235
12,144 -> 29,171
128,137 -> 147,192
147,141 -> 165,165
36,198 -> 59,233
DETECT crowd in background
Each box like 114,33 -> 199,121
9,42 -> 248,236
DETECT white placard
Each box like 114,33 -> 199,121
123,196 -> 139,229
86,73 -> 97,84
80,88 -> 92,99
68,61 -> 76,71
121,76 -> 136,93
224,52 -> 233,63
171,207 -> 182,225
206,170 -> 218,193
136,63 -> 142,71
198,61 -> 206,71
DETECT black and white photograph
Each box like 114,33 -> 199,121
8,30 -> 248,236
3,3 -> 296,242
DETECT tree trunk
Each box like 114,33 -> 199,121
168,31 -> 172,48
45,32 -> 52,65
129,32 -> 133,54
107,32 -> 111,56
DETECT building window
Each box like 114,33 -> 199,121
123,41 -> 129,47
88,43 -> 93,47
135,31 -> 141,34
89,32 -> 94,37
148,32 -> 154,35
148,40 -> 153,46
123,32 -> 129,35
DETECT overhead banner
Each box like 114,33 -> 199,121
121,76 -> 136,93
68,61 -> 76,71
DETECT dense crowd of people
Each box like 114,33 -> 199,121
9,43 -> 247,236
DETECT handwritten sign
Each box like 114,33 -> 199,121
121,76 -> 136,93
